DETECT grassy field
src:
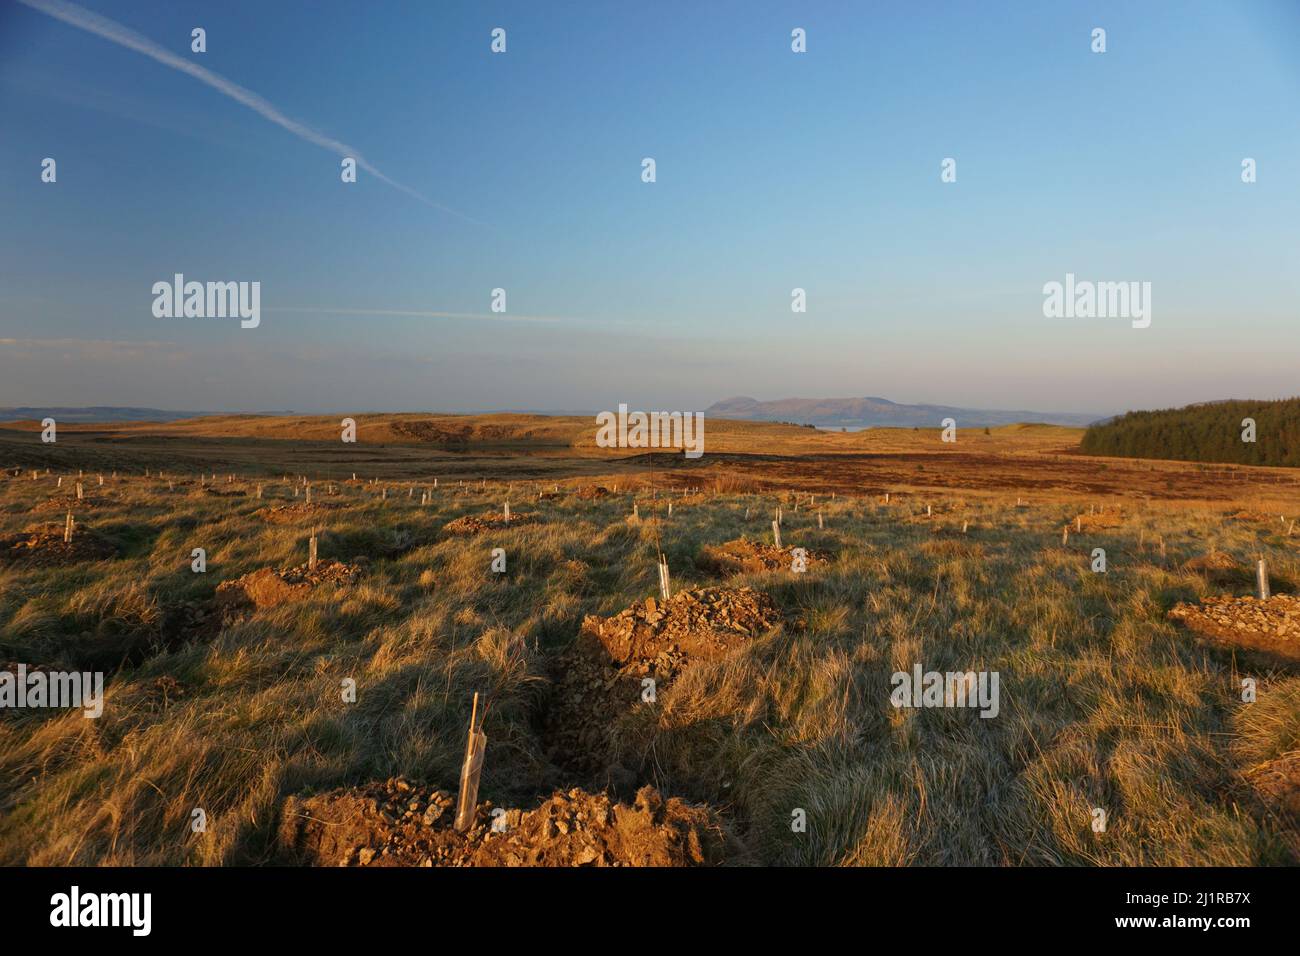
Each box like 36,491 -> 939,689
0,416 -> 1297,865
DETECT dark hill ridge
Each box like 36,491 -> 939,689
705,396 -> 1104,429
0,406 -> 206,424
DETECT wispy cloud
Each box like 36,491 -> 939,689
264,307 -> 578,325
0,337 -> 191,362
17,0 -> 482,225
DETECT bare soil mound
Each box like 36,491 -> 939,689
278,777 -> 723,867
204,488 -> 247,498
575,486 -> 613,500
0,526 -> 117,566
1183,551 -> 1252,586
1168,594 -> 1300,665
545,587 -> 780,771
1074,510 -> 1124,531
31,495 -> 113,513
1227,510 -> 1274,523
581,586 -> 781,667
442,512 -> 538,536
696,538 -> 828,576
215,559 -> 360,616
257,503 -> 338,524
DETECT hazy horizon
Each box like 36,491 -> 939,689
3,0 -> 1299,414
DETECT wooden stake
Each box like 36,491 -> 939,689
772,520 -> 783,549
454,693 -> 487,833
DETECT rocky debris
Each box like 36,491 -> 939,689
442,512 -> 538,536
215,559 -> 360,616
0,525 -> 117,566
545,587 -> 780,771
257,503 -> 338,524
278,777 -> 723,867
1168,594 -> 1300,664
580,586 -> 781,667
161,600 -> 221,642
696,538 -> 828,576
575,486 -> 613,500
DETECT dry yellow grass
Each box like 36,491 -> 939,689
0,419 -> 1297,866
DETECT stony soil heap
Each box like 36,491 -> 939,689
1169,593 -> 1300,663
697,538 -> 827,576
278,777 -> 724,867
580,586 -> 782,667
0,525 -> 116,566
442,511 -> 538,535
545,587 -> 781,770
575,485 -> 613,500
257,502 -> 338,524
215,559 -> 360,615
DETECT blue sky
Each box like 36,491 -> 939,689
2,0 -> 1298,415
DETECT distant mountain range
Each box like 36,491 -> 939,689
0,406 -> 205,423
704,396 -> 1105,429
1,399 -> 1107,429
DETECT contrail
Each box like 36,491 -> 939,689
18,0 -> 481,225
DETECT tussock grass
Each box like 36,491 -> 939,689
0,471 -> 1296,865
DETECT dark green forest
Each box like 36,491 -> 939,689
1080,398 -> 1300,467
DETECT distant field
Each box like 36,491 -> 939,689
2,414 -> 1295,506
1,414 -> 1297,866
